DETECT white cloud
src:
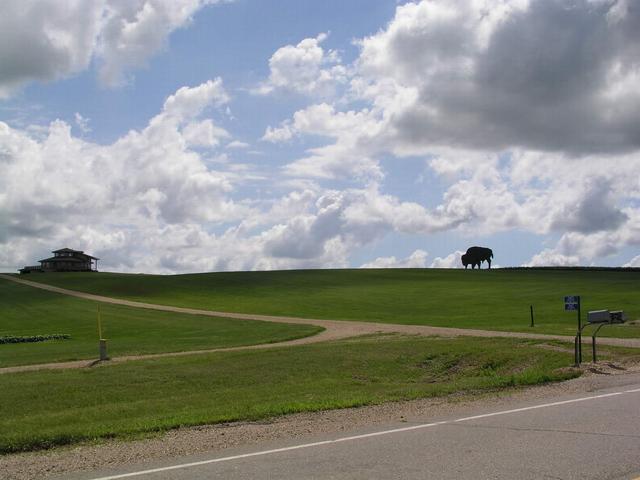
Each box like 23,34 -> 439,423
1,87 -> 472,273
265,104 -> 384,179
74,112 -> 91,134
342,184 -> 464,235
265,1 -> 640,253
0,1 -> 103,97
524,249 -> 580,267
549,177 -> 628,234
262,121 -> 295,143
361,249 -> 428,268
524,207 -> 640,266
182,120 -> 229,147
354,0 -> 640,155
624,255 -> 640,268
0,80 -> 249,271
226,140 -> 250,149
220,185 -> 464,271
307,0 -> 640,158
162,78 -> 229,120
255,33 -> 348,97
0,0 -> 223,96
97,0 -> 225,86
430,251 -> 464,268
4,0 -> 640,272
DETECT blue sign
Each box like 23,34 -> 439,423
564,295 -> 580,311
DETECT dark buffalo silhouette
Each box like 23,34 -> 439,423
462,246 -> 493,269
461,253 -> 480,269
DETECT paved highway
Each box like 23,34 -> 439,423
69,373 -> 640,480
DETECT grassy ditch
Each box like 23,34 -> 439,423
23,269 -> 640,337
3,334 -> 634,454
0,280 -> 322,367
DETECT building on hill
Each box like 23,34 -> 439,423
19,248 -> 99,274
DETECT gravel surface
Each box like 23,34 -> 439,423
2,363 -> 640,480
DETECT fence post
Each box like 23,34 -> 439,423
530,305 -> 534,327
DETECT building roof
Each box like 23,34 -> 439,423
39,256 -> 87,263
50,247 -> 99,260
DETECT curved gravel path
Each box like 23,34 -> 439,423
2,273 -> 640,375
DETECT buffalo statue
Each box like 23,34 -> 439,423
461,253 -> 480,270
461,246 -> 493,269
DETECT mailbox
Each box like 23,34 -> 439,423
587,310 -> 610,324
585,309 -> 626,365
609,310 -> 626,324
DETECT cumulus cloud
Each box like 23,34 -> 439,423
255,33 -> 348,97
264,104 -> 384,179
524,206 -> 640,266
226,140 -> 250,149
0,0 -> 222,96
263,0 -> 640,265
0,86 -> 472,273
549,178 -> 628,234
97,0 -> 225,86
260,186 -> 456,267
162,79 -> 229,120
271,0 -> 640,163
355,0 -> 640,155
0,80 -> 246,271
430,251 -> 464,268
4,0 -> 640,271
524,249 -> 580,267
74,112 -> 91,134
361,249 -> 428,269
624,255 -> 640,268
262,121 -> 296,143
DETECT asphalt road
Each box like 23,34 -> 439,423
70,374 -> 640,480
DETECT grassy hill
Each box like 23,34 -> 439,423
0,280 -> 322,367
3,269 -> 640,454
20,268 -> 640,338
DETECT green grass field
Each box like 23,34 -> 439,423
21,269 -> 640,337
3,271 -> 640,456
2,334 -> 624,454
0,280 -> 322,367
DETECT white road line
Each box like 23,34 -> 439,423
88,387 -> 640,480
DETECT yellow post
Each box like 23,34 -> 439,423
97,303 -> 103,339
97,304 -> 108,361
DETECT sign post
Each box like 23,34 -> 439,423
97,303 -> 108,361
530,305 -> 534,327
564,296 -> 581,365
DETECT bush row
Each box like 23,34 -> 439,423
0,334 -> 71,344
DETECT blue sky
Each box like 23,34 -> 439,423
3,0 -> 393,140
1,0 -> 639,273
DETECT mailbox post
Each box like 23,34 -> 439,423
587,310 -> 609,363
565,296 -> 581,365
588,310 -> 626,363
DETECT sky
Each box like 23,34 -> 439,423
1,0 -> 639,273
